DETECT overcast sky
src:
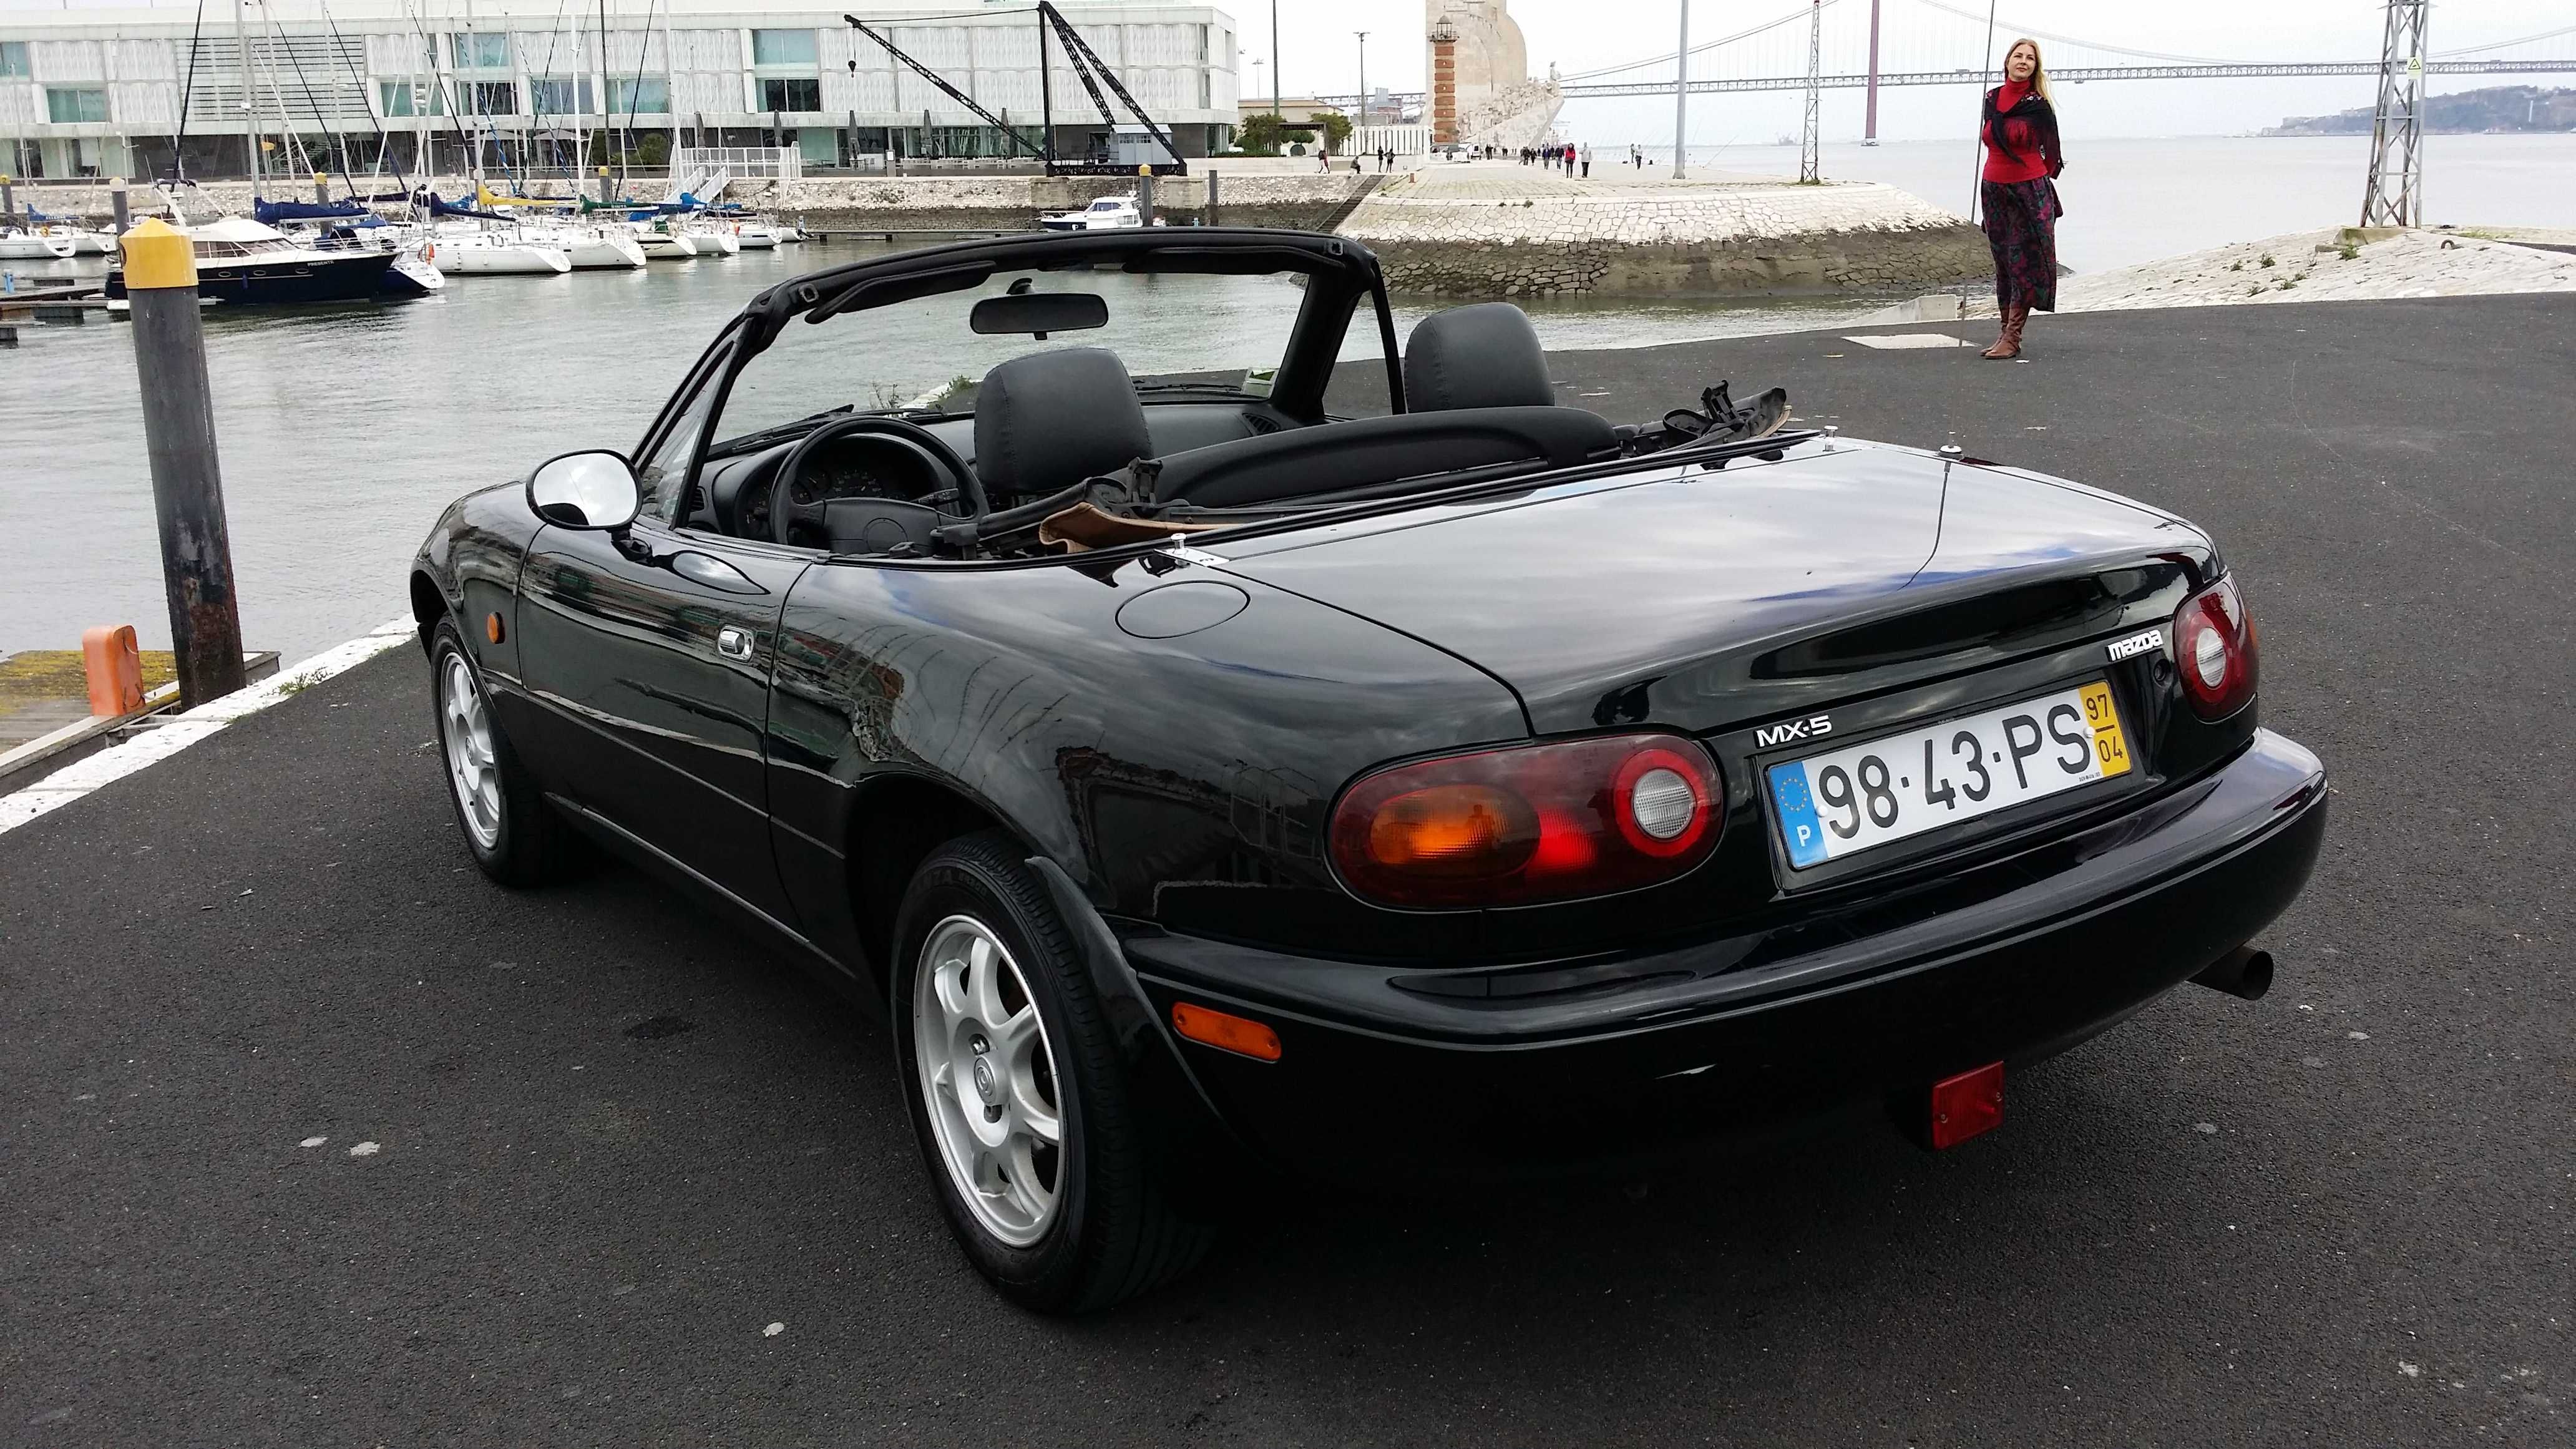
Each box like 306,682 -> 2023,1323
1239,0 -> 2575,144
2,0 -> 2567,142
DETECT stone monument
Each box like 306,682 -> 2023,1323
1425,2 -> 1563,150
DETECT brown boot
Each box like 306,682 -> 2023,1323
1982,304 -> 2026,361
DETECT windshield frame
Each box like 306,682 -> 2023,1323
728,228 -> 1405,427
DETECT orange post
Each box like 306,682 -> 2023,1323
81,624 -> 147,717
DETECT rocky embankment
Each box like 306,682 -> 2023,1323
1968,227 -> 2576,318
1339,168 -> 1991,298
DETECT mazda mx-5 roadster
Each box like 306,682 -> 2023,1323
410,227 -> 2326,1312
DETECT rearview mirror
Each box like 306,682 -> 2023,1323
970,290 -> 1108,339
528,450 -> 642,530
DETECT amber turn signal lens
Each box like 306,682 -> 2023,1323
1170,1002 -> 1282,1062
485,612 -> 505,645
1365,783 -> 1538,877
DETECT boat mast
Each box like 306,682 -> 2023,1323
234,0 -> 261,189
662,0 -> 680,199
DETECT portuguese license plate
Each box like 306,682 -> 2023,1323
1767,681 -> 2132,869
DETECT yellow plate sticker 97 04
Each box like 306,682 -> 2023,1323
2079,681 -> 2132,778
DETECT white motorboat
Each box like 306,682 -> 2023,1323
1039,196 -> 1143,232
635,226 -> 701,260
0,228 -> 78,260
61,228 -> 117,255
733,220 -> 784,250
431,230 -> 572,275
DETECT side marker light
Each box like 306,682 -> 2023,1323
1928,1061 -> 2004,1149
485,612 -> 506,645
1171,1002 -> 1282,1063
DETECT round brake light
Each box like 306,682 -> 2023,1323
2174,574 -> 2258,720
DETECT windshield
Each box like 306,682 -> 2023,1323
714,264 -> 1315,451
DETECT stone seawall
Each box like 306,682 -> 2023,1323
12,166 -> 1989,299
1341,175 -> 1991,298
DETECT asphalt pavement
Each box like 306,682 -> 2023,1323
4,295 -> 2569,1446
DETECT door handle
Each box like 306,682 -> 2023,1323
716,625 -> 756,661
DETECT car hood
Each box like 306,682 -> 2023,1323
1212,440 -> 2215,735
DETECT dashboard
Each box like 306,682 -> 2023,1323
685,401 -> 1305,545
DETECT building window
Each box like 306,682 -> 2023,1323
467,81 -> 519,116
451,32 -> 511,70
0,41 -> 29,79
750,29 -> 817,67
759,77 -> 821,112
530,76 -> 593,114
378,80 -> 447,117
46,87 -> 109,124
608,77 -> 668,114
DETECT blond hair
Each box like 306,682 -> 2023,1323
2003,38 -> 2053,104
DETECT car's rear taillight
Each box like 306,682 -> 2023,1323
1329,734 -> 1723,909
2175,573 -> 2258,720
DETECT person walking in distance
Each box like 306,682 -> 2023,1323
1580,143 -> 1593,178
1978,38 -> 2066,361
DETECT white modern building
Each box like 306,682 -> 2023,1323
0,1 -> 1241,182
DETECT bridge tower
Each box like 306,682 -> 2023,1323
1864,0 -> 1882,145
1798,0 -> 1823,182
2361,0 -> 2430,225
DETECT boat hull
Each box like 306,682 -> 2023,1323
106,250 -> 398,305
637,233 -> 700,259
436,246 -> 572,275
0,234 -> 77,260
561,234 -> 647,268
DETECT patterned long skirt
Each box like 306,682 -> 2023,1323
1981,178 -> 2061,313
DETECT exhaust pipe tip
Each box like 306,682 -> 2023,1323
2192,945 -> 2274,1002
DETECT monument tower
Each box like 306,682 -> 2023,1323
1425,2 -> 1564,150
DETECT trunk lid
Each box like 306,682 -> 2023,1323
1216,441 -> 2214,736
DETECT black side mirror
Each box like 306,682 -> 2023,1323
527,450 -> 642,530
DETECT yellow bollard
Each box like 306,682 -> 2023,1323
122,218 -> 249,710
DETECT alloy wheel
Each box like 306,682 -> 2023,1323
438,652 -> 502,851
912,915 -> 1064,1247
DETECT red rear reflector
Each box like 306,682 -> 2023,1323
1171,1002 -> 1282,1062
1928,1061 -> 2004,1148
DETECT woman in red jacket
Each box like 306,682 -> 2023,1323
1978,39 -> 2065,360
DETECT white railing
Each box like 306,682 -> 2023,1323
673,147 -> 803,181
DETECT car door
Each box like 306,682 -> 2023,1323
517,519 -> 813,928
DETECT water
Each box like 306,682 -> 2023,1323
1702,133 -> 2576,272
0,248 -> 1889,664
5,134 -> 2568,663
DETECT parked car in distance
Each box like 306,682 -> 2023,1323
411,227 -> 2328,1312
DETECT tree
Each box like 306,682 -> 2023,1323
1317,112 -> 1352,150
1236,112 -> 1287,157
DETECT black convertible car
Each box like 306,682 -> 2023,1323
411,227 -> 2326,1312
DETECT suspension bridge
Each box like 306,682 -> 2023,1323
1326,1 -> 2576,139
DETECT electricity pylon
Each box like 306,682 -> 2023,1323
1798,0 -> 1823,182
2360,1 -> 2428,225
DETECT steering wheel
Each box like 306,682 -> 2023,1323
771,414 -> 982,548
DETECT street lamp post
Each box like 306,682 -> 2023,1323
1271,1 -> 1281,120
1673,1 -> 1690,178
1356,31 -> 1369,132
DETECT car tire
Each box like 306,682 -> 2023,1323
429,618 -> 578,887
891,829 -> 1213,1313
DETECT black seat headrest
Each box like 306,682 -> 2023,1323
972,346 -> 1153,501
1403,303 -> 1556,411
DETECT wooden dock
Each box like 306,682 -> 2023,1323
0,648 -> 280,794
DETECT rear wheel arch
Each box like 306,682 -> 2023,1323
846,774 -> 1047,997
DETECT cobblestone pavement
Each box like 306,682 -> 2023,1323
5,296 -> 2569,1447
1966,227 -> 2576,318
